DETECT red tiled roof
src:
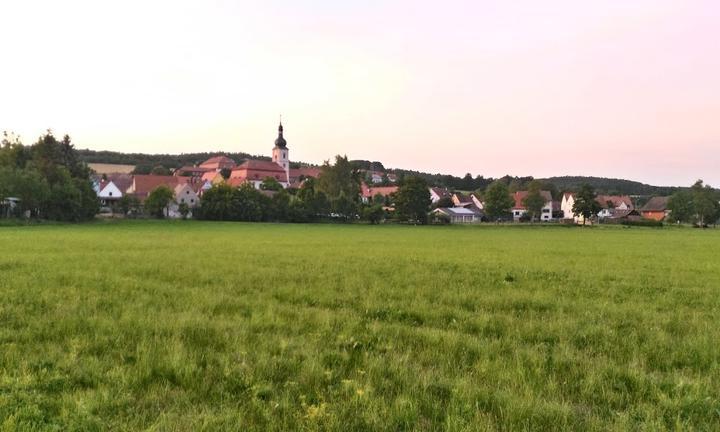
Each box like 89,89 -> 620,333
230,159 -> 288,183
361,183 -> 398,198
131,175 -> 189,198
199,156 -> 237,169
100,174 -> 133,193
512,190 -> 552,210
234,159 -> 286,173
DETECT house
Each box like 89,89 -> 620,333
640,196 -> 670,221
429,187 -> 451,204
227,122 -> 292,189
201,170 -> 225,185
471,193 -> 484,210
604,208 -> 642,223
369,171 -> 384,184
560,193 -> 576,220
512,190 -> 553,221
289,167 -> 322,185
126,175 -> 189,201
361,184 -> 398,204
167,183 -> 201,217
97,181 -> 123,207
561,192 -> 635,222
199,156 -> 237,172
596,195 -> 634,219
431,207 -> 482,223
452,193 -> 473,207
229,160 -> 290,189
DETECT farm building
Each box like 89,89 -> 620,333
640,196 -> 670,221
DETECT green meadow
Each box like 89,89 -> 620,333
1,221 -> 719,431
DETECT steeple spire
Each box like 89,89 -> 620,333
274,117 -> 287,149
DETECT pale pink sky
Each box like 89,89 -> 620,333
1,1 -> 718,186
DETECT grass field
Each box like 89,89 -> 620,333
1,221 -> 719,431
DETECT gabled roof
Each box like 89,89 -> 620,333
100,173 -> 133,193
596,195 -> 633,209
641,196 -> 669,212
199,156 -> 237,170
453,193 -> 473,203
233,159 -> 286,173
607,209 -> 641,219
131,175 -> 188,197
430,187 -> 451,198
512,191 -> 552,210
361,183 -> 398,198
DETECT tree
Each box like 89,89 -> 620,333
433,196 -> 454,209
178,202 -> 190,219
118,195 -> 141,217
691,180 -> 720,227
667,190 -> 694,223
522,180 -> 546,223
572,184 -> 602,225
331,192 -> 358,221
144,186 -> 174,218
361,204 -> 385,224
296,178 -> 330,220
261,176 -> 283,191
394,176 -> 431,224
151,165 -> 171,176
317,155 -> 361,203
484,180 -> 513,221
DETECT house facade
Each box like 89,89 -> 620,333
640,196 -> 670,221
431,207 -> 482,223
512,191 -> 553,221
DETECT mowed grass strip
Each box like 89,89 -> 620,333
0,221 -> 719,431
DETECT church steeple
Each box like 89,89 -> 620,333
272,119 -> 290,183
274,120 -> 287,149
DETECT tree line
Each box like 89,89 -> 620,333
0,132 -> 98,221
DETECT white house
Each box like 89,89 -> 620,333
97,181 -> 123,206
429,187 -> 451,204
561,192 -> 634,223
512,190 -> 553,221
471,193 -> 484,210
561,193 -> 576,220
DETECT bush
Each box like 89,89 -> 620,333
621,219 -> 663,228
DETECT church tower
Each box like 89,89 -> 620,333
272,120 -> 290,183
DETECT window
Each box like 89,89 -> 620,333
109,192 -> 113,196
190,199 -> 194,203
181,198 -> 185,203
186,190 -> 189,194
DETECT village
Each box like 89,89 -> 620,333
91,122 -> 671,224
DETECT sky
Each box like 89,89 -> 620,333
1,0 -> 719,186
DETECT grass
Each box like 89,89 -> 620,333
1,221 -> 719,431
